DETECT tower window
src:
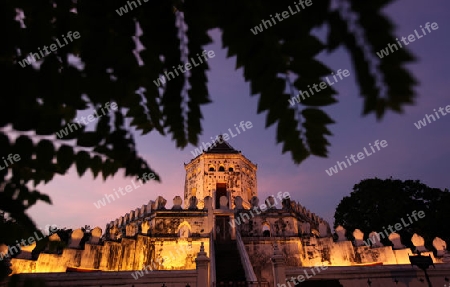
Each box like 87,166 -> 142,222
262,223 -> 271,237
219,166 -> 225,172
228,167 -> 234,172
209,167 -> 215,172
216,183 -> 227,209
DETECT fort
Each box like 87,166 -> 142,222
3,139 -> 450,287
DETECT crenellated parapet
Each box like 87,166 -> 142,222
231,195 -> 332,238
336,225 -> 449,254
104,196 -> 216,241
10,195 -> 214,274
330,225 -> 449,265
242,225 -> 449,282
102,193 -> 328,243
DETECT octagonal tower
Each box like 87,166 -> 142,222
184,137 -> 257,209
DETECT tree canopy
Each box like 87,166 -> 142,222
334,178 -> 450,250
0,0 -> 416,279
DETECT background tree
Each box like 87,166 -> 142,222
0,0 -> 416,279
334,178 -> 450,250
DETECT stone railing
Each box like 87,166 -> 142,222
236,230 -> 258,282
209,232 -> 216,286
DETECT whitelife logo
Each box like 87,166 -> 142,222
0,224 -> 58,261
288,69 -> 350,106
116,0 -> 149,16
153,50 -> 216,87
250,0 -> 312,35
376,22 -> 438,59
131,245 -> 193,279
0,153 -> 21,170
325,140 -> 388,176
56,102 -> 118,139
93,172 -> 156,209
190,121 -> 253,158
229,192 -> 290,227
278,264 -> 328,286
363,210 -> 425,246
414,104 -> 450,130
18,31 -> 81,68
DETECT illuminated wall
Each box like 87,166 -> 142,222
11,236 -> 209,274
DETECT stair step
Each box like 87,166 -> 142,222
214,241 -> 247,282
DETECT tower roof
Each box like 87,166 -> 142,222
204,135 -> 240,154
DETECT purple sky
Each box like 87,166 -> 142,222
28,0 -> 450,233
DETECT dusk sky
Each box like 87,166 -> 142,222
28,0 -> 450,234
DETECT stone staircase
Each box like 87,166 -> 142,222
214,241 -> 247,285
